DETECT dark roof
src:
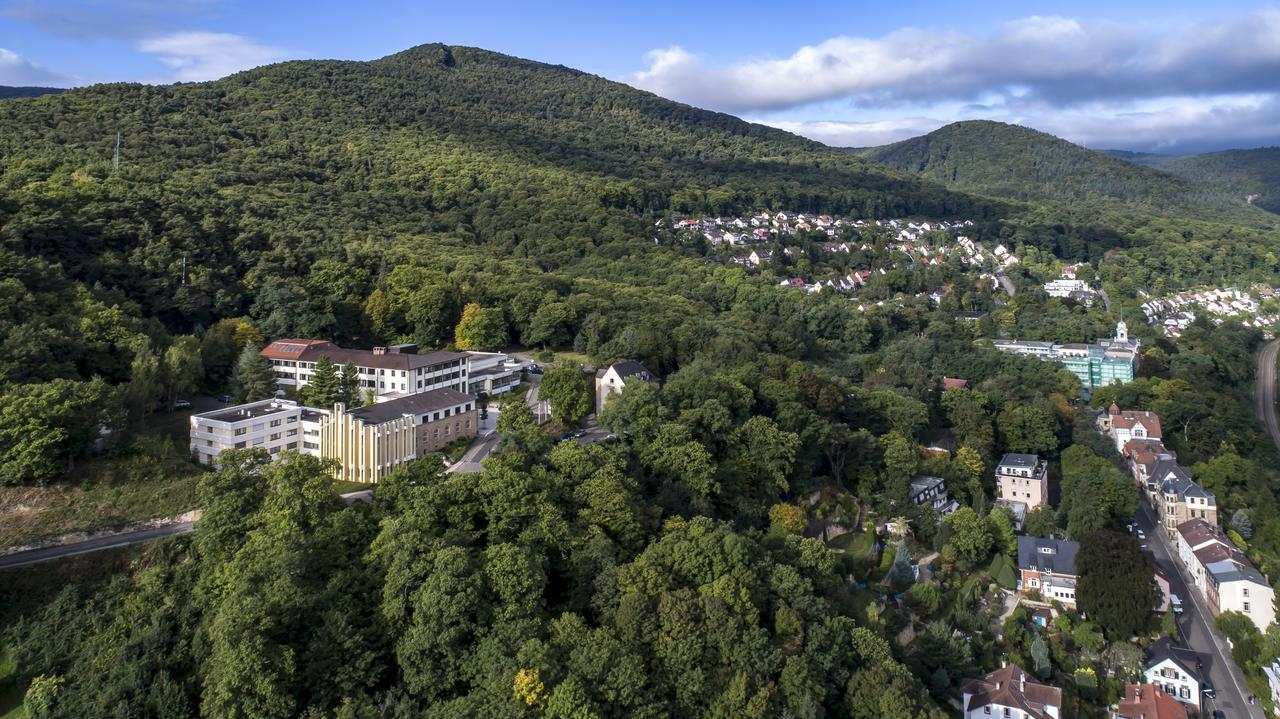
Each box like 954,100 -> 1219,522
1146,638 -> 1205,678
610,360 -> 656,383
999,453 -> 1042,469
347,388 -> 474,424
1017,536 -> 1079,575
197,399 -> 298,423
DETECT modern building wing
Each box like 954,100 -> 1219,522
992,322 -> 1138,396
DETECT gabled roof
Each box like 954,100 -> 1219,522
961,665 -> 1061,719
346,388 -> 474,425
1176,518 -> 1227,549
1115,683 -> 1189,719
1145,638 -> 1205,679
609,360 -> 656,384
1154,462 -> 1215,505
1112,410 -> 1163,437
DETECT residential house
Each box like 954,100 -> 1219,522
1112,683 -> 1188,719
319,388 -> 477,483
595,360 -> 657,412
748,249 -> 773,266
261,339 -> 470,400
1151,462 -> 1217,538
1143,638 -> 1206,707
997,453 -> 1049,527
942,377 -> 969,390
961,664 -> 1062,719
1103,406 -> 1163,453
1017,536 -> 1080,607
1044,278 -> 1093,300
1175,518 -> 1275,631
1264,660 -> 1280,714
909,475 -> 959,521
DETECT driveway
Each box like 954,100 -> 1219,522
0,522 -> 194,570
1137,502 -> 1262,718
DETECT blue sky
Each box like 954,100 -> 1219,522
3,0 -> 1280,152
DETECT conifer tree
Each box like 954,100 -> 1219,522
338,362 -> 361,406
233,342 -> 276,402
302,356 -> 340,407
889,540 -> 916,590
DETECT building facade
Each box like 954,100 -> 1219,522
595,360 -> 657,412
1017,536 -> 1080,608
190,399 -> 312,466
992,321 -> 1139,396
463,351 -> 524,397
1112,683 -> 1188,719
909,475 -> 959,521
997,453 -> 1049,525
319,388 -> 478,483
261,339 -> 470,400
1143,639 -> 1205,707
1175,518 -> 1275,631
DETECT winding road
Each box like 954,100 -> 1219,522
1257,339 -> 1280,452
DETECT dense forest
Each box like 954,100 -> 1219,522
853,120 -> 1278,227
1106,147 -> 1280,215
0,85 -> 64,100
5,43 -> 1280,717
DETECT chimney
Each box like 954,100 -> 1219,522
372,346 -> 387,355
1019,671 -> 1025,693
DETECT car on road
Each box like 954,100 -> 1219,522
173,399 -> 192,409
1171,594 -> 1183,614
527,364 -> 543,374
1136,529 -> 1146,540
1202,679 -> 1215,699
1211,710 -> 1225,719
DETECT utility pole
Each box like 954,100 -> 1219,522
181,255 -> 188,286
113,130 -> 121,172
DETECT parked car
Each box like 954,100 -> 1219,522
173,399 -> 192,410
1202,680 -> 1215,698
218,394 -> 233,403
1211,710 -> 1225,719
1136,529 -> 1146,540
1171,594 -> 1183,614
528,364 -> 544,374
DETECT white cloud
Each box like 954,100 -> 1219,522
626,9 -> 1280,114
0,47 -> 75,86
759,118 -> 948,148
138,31 -> 286,82
757,96 -> 1280,153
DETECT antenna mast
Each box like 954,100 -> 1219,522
113,130 -> 121,172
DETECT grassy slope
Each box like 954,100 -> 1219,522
854,120 -> 1272,225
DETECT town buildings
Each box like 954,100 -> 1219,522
1105,407 -> 1217,539
1175,518 -> 1275,631
1143,639 -> 1206,707
595,360 -> 657,412
1112,683 -> 1188,719
961,664 -> 1062,719
318,388 -> 477,483
1017,536 -> 1080,608
260,339 -> 470,400
996,453 -> 1049,528
992,322 -> 1139,396
190,399 -> 321,466
1044,278 -> 1096,306
1264,660 -> 1280,713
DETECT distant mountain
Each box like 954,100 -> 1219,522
1105,148 -> 1280,215
852,120 -> 1266,224
0,86 -> 65,100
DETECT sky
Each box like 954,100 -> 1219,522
3,0 -> 1280,153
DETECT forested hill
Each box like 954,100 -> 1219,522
0,85 -> 64,100
1104,147 -> 1280,215
851,120 -> 1268,224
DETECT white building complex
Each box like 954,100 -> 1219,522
189,398 -> 324,466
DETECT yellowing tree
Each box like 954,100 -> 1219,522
454,303 -> 508,350
513,668 -> 545,707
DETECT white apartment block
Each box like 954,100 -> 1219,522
996,453 -> 1049,523
261,339 -> 469,400
190,399 -> 324,466
463,351 -> 524,397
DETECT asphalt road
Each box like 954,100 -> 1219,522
995,270 -> 1016,296
1257,339 -> 1280,453
1137,502 -> 1262,718
447,431 -> 500,474
0,522 -> 194,570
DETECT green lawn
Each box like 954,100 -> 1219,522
331,479 -> 373,495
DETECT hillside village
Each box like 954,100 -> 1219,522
1142,287 -> 1280,339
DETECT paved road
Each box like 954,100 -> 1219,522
0,490 -> 376,570
994,270 -> 1016,296
447,431 -> 500,474
1137,503 -> 1262,718
0,522 -> 195,570
1257,339 -> 1280,453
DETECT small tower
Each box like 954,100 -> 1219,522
1115,320 -> 1128,342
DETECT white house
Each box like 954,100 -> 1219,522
595,360 -> 657,413
190,398 -> 327,467
1143,639 -> 1206,706
463,351 -> 524,397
